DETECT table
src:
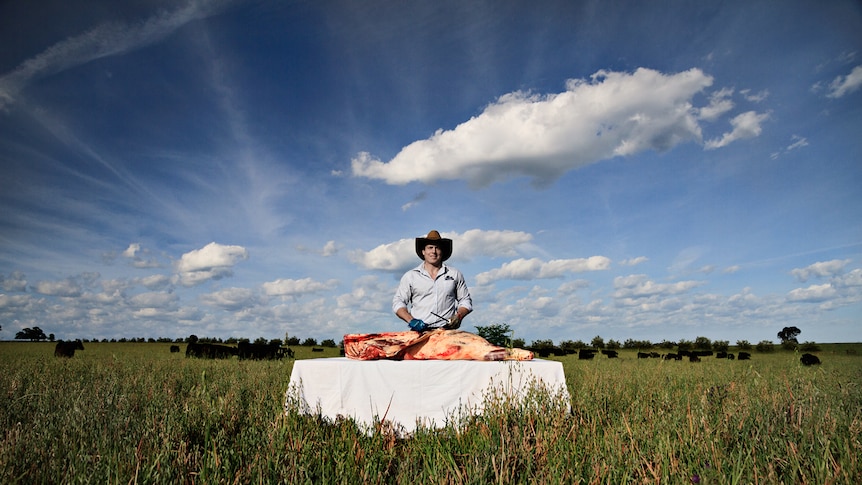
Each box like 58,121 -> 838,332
285,357 -> 569,433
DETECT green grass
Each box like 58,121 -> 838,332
1,342 -> 860,483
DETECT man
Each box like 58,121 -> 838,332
393,230 -> 473,332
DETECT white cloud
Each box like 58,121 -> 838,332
705,111 -> 770,149
1,271 -> 28,292
787,283 -> 836,302
34,279 -> 83,297
350,229 -> 534,271
791,259 -> 851,282
262,277 -> 337,297
130,291 -> 179,309
740,89 -> 769,103
723,265 -> 741,274
620,256 -> 648,266
122,243 -> 141,258
352,68 -> 716,187
698,87 -> 735,121
200,287 -> 258,311
321,241 -> 338,257
826,65 -> 862,98
612,274 -> 704,300
174,242 -> 248,286
475,256 -> 611,285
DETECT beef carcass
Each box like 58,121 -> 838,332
343,329 -> 533,361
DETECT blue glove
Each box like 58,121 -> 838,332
408,318 -> 427,332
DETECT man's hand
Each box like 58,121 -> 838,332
444,314 -> 461,329
408,319 -> 428,332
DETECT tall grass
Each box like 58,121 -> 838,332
1,342 -> 860,483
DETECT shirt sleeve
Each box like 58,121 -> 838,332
392,271 -> 412,314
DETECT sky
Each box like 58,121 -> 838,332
1,0 -> 860,346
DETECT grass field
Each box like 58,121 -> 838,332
1,341 -> 860,484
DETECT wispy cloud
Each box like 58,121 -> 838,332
825,65 -> 862,98
0,0 -> 233,108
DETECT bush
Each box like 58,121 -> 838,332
799,341 -> 821,351
756,340 -> 775,352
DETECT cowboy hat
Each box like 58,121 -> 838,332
415,230 -> 452,261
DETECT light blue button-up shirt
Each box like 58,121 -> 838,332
392,262 -> 473,328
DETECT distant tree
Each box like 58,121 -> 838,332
475,323 -> 513,347
712,340 -> 730,352
778,326 -> 801,350
49,333 -> 55,342
606,339 -> 621,350
694,336 -> 712,350
778,326 -> 801,344
321,339 -> 337,347
530,339 -> 556,352
677,339 -> 693,351
254,337 -> 268,345
269,338 -> 283,346
287,336 -> 300,346
591,335 -> 605,349
658,340 -> 676,349
736,340 -> 752,350
799,341 -> 820,352
187,335 -> 199,343
511,338 -> 526,348
760,340 -> 775,351
301,338 -> 318,346
559,340 -> 584,353
15,327 -> 48,341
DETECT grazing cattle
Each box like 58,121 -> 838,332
169,345 -> 180,353
716,351 -> 727,359
800,353 -> 821,366
689,355 -> 701,362
54,340 -> 84,358
601,349 -> 619,358
678,350 -> 692,357
185,342 -> 237,359
727,353 -> 735,360
737,352 -> 751,360
578,349 -> 597,360
637,352 -> 650,359
312,347 -> 325,352
694,350 -> 713,357
237,342 -> 284,360
664,353 -> 680,360
650,352 -> 661,358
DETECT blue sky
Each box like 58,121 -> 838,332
1,0 -> 860,345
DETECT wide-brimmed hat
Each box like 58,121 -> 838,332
415,230 -> 452,261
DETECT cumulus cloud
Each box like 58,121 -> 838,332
787,283 -> 836,303
353,68 -> 721,187
791,259 -> 851,282
130,291 -> 179,309
698,87 -> 735,121
705,110 -> 770,149
200,287 -> 258,311
350,229 -> 534,271
122,243 -> 161,268
620,256 -> 648,266
34,279 -> 84,297
1,271 -> 28,292
0,0 -> 234,108
475,256 -> 611,285
826,65 -> 862,98
262,277 -> 337,297
612,274 -> 704,300
174,242 -> 248,287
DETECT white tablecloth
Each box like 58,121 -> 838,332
286,357 -> 569,433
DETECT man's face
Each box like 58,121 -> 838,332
422,244 -> 442,264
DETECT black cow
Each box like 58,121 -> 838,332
637,352 -> 650,359
689,355 -> 701,362
185,342 -> 237,359
664,353 -> 681,360
716,351 -> 728,359
237,342 -> 284,360
169,345 -> 180,353
578,349 -> 597,360
54,340 -> 84,358
800,353 -> 821,366
601,349 -> 619,358
312,347 -> 325,352
737,352 -> 751,360
727,353 -> 735,360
